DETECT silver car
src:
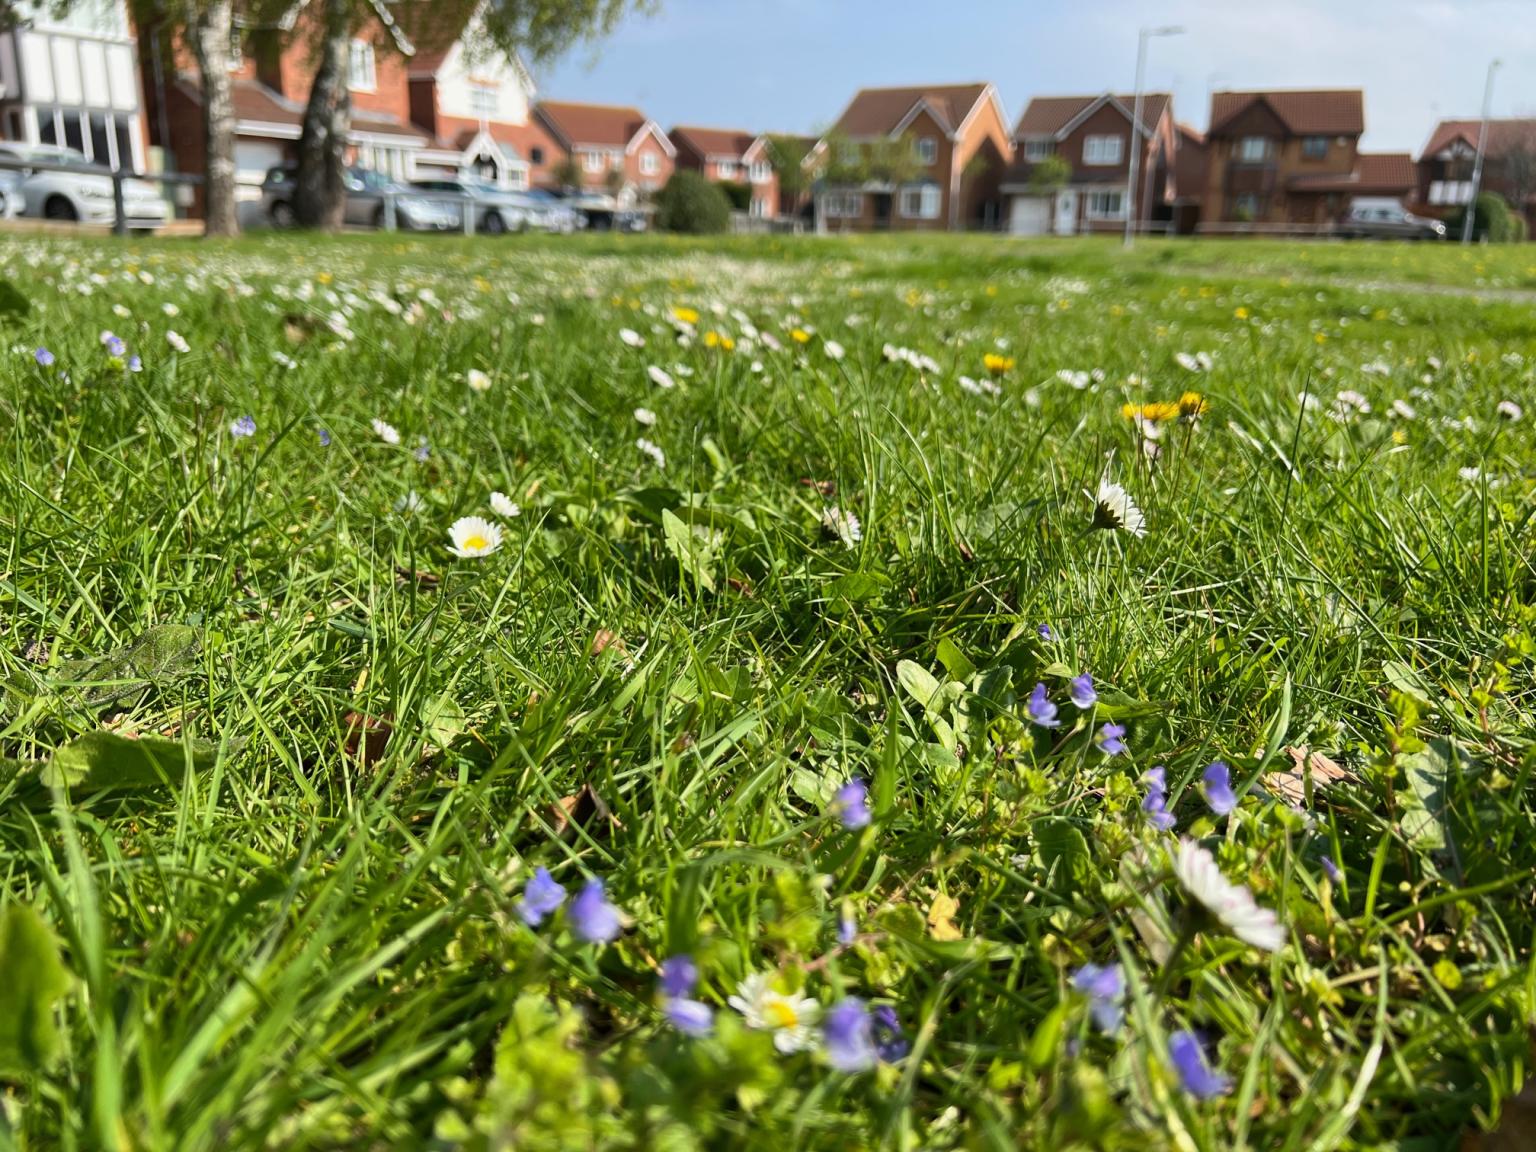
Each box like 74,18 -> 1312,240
0,142 -> 167,231
262,164 -> 461,231
1338,202 -> 1447,241
0,169 -> 23,219
411,177 -> 527,234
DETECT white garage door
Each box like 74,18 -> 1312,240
1009,195 -> 1050,236
235,140 -> 286,184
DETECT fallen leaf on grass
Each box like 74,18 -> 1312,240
548,784 -> 622,840
343,712 -> 393,767
1266,746 -> 1356,806
927,893 -> 963,941
395,567 -> 441,590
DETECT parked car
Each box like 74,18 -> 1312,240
522,189 -> 584,233
0,169 -> 24,219
0,142 -> 167,231
411,176 -> 528,233
262,164 -> 461,231
1339,200 -> 1447,241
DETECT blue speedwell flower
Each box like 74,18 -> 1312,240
127,355 -> 142,372
1096,723 -> 1127,756
1069,673 -> 1097,709
659,955 -> 698,999
515,866 -> 566,926
230,415 -> 257,439
1070,963 -> 1125,1033
1320,855 -> 1342,884
105,335 -> 126,358
318,427 -> 331,447
838,914 -> 858,946
1169,1030 -> 1231,1099
871,1004 -> 908,1061
569,878 -> 622,943
1142,767 -> 1177,831
1027,683 -> 1060,728
664,997 -> 714,1036
824,998 -> 877,1072
1037,623 -> 1056,641
1202,761 -> 1239,815
34,348 -> 55,367
829,778 -> 871,829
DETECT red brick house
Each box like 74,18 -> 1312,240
814,82 -> 1012,232
999,92 -> 1176,235
1171,122 -> 1208,233
1416,118 -> 1536,234
532,100 -> 674,200
669,125 -> 778,218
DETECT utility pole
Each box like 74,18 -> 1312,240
1462,58 -> 1501,244
1125,25 -> 1184,248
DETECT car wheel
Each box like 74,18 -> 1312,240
44,195 -> 79,222
270,201 -> 296,229
483,211 -> 506,235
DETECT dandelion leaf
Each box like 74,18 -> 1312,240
0,903 -> 70,1077
42,731 -> 216,792
56,624 -> 202,709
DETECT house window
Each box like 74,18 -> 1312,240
824,190 -> 863,218
348,40 -> 376,91
914,137 -> 937,165
229,27 -> 243,71
529,147 -> 544,166
748,160 -> 770,182
1237,136 -> 1271,162
1428,180 -> 1473,205
1084,190 -> 1125,219
469,81 -> 499,118
582,151 -> 604,173
1301,135 -> 1328,160
898,183 -> 941,219
750,196 -> 768,218
640,152 -> 659,176
1083,135 -> 1123,165
716,159 -> 738,179
1023,138 -> 1053,161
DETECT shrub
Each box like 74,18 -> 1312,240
1447,191 -> 1518,242
654,171 -> 731,234
717,181 -> 752,212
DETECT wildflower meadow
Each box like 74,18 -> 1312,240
0,232 -> 1533,1150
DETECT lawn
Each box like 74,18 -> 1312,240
0,232 -> 1532,1151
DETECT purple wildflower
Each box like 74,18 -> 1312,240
871,1004 -> 908,1061
1169,1030 -> 1231,1099
1142,767 -> 1177,832
318,427 -> 331,447
658,955 -> 698,999
664,997 -> 714,1036
1096,722 -> 1127,756
1027,683 -> 1060,728
838,915 -> 858,946
105,335 -> 126,358
127,355 -> 142,372
515,866 -> 566,926
1037,623 -> 1056,641
1071,962 -> 1125,1033
569,878 -> 622,943
1069,673 -> 1097,709
1202,761 -> 1239,815
1321,855 -> 1342,884
823,998 -> 877,1072
230,415 -> 256,439
829,778 -> 871,829
34,348 -> 54,367
414,437 -> 430,462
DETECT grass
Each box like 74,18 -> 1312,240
0,231 -> 1532,1151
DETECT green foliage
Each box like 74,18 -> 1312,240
654,170 -> 730,233
1448,191 -> 1521,242
716,180 -> 752,212
0,904 -> 70,1077
1027,152 -> 1071,193
0,277 -> 32,320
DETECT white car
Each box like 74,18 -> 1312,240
0,143 -> 168,232
0,169 -> 24,219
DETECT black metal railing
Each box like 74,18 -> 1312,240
0,154 -> 202,235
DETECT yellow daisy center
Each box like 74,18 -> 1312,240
463,535 -> 488,552
764,1000 -> 800,1029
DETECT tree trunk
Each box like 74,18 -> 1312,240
294,0 -> 352,231
189,0 -> 239,237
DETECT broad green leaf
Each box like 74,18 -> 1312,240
823,571 -> 889,612
936,637 -> 976,682
56,624 -> 202,709
1400,738 -> 1454,853
896,660 -> 942,709
1035,817 -> 1093,896
661,508 -> 718,592
1382,660 -> 1432,707
0,904 -> 70,1076
42,731 -> 216,792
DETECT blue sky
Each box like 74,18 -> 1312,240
538,0 -> 1536,153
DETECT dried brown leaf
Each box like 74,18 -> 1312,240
1266,746 -> 1355,807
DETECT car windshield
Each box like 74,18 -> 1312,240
8,145 -> 92,170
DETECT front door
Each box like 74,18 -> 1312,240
1054,189 -> 1077,235
872,193 -> 892,229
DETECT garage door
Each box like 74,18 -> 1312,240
1009,196 -> 1049,236
235,140 -> 286,185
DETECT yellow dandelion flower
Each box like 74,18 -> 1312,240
672,306 -> 700,325
1391,428 -> 1409,445
704,331 -> 721,348
721,336 -> 736,351
1234,306 -> 1250,320
983,353 -> 1014,375
1121,403 -> 1143,420
1314,332 -> 1328,344
1143,401 -> 1181,423
790,328 -> 811,344
1177,392 -> 1208,419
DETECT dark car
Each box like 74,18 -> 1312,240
1338,201 -> 1447,241
262,164 -> 461,231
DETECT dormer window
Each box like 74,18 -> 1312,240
1023,138 -> 1053,161
914,137 -> 937,165
1237,136 -> 1272,162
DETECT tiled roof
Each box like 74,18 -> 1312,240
209,78 -> 427,140
1014,93 -> 1171,138
670,126 -> 759,159
1209,90 -> 1364,137
537,100 -> 653,149
831,83 -> 991,138
1288,152 -> 1417,194
1419,117 -> 1536,160
396,0 -> 478,75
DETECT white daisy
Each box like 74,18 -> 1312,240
447,515 -> 502,558
467,369 -> 492,393
1390,399 -> 1417,421
162,302 -> 180,317
821,505 -> 862,549
1173,838 -> 1286,952
823,340 -> 845,362
637,438 -> 666,470
1089,479 -> 1146,537
166,331 -> 189,353
633,407 -> 657,427
728,973 -> 821,1054
489,491 -> 520,519
648,365 -> 675,390
619,327 -> 645,348
1496,400 -> 1523,422
372,418 -> 401,445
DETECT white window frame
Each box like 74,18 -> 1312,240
898,183 -> 941,220
823,190 -> 863,218
610,152 -> 624,171
582,150 -> 604,173
468,81 -> 498,119
715,158 -> 738,179
748,160 -> 770,183
1082,135 -> 1123,166
750,196 -> 768,218
1084,189 -> 1125,220
348,39 -> 376,92
640,151 -> 659,176
914,137 -> 937,166
1237,136 -> 1271,163
1023,138 -> 1053,161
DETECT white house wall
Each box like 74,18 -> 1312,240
431,30 -> 533,125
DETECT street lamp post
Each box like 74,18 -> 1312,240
1462,58 -> 1501,244
1124,24 -> 1184,249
